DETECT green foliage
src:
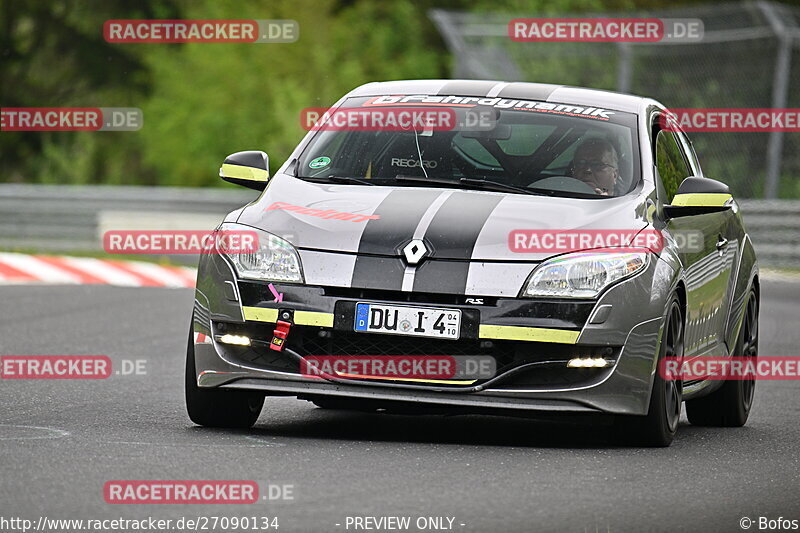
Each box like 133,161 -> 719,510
1,0 -> 450,186
139,0 -> 450,186
2,0 -> 794,197
0,0 -> 179,184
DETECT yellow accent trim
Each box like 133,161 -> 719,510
242,306 -> 279,323
220,163 -> 270,182
671,193 -> 732,207
242,307 -> 334,328
338,373 -> 477,385
646,202 -> 656,223
244,308 -> 577,345
479,324 -> 580,344
294,311 -> 334,327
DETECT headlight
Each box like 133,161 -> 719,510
220,224 -> 303,283
521,252 -> 648,298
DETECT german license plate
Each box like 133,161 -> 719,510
354,303 -> 461,339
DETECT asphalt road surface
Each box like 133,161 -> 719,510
1,280 -> 799,533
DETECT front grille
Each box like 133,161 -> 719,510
296,331 -> 486,358
232,342 -> 299,372
215,321 -> 619,390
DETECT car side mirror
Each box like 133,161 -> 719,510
219,151 -> 270,191
664,176 -> 733,218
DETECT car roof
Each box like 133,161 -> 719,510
346,79 -> 660,115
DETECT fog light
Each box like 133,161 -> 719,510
217,334 -> 251,346
567,357 -> 610,368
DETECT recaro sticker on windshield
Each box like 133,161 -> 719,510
391,158 -> 438,169
309,156 -> 331,169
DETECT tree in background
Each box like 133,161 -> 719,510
0,0 -> 180,184
7,0 -> 763,192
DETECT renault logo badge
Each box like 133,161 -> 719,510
402,239 -> 428,265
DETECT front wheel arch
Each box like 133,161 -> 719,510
613,293 -> 684,447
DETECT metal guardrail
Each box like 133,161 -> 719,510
0,184 -> 257,261
0,184 -> 798,268
737,200 -> 800,268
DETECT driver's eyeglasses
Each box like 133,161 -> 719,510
573,159 -> 616,172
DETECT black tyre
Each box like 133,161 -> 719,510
614,295 -> 684,447
686,287 -> 758,427
185,324 -> 264,428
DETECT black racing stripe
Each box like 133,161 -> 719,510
497,82 -> 562,102
356,189 -> 442,255
350,189 -> 441,290
413,192 -> 502,293
420,191 -> 502,259
411,260 -> 469,294
437,80 -> 502,97
350,256 -> 407,291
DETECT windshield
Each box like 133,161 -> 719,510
297,95 -> 640,198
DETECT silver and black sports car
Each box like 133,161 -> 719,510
186,80 -> 759,446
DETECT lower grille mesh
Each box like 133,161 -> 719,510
216,323 -> 618,389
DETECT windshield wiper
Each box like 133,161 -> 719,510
526,186 -> 601,199
394,175 -> 543,196
301,175 -> 375,186
459,178 -> 541,196
394,175 -> 463,187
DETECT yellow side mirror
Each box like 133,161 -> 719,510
664,177 -> 733,218
219,151 -> 270,191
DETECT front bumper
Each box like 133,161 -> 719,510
191,253 -> 676,415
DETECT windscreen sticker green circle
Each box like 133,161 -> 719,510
309,156 -> 331,169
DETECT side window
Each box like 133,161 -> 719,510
676,130 -> 703,177
655,130 -> 691,204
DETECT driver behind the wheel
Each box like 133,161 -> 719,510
569,138 -> 620,196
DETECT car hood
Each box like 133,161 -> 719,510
235,174 -> 651,262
